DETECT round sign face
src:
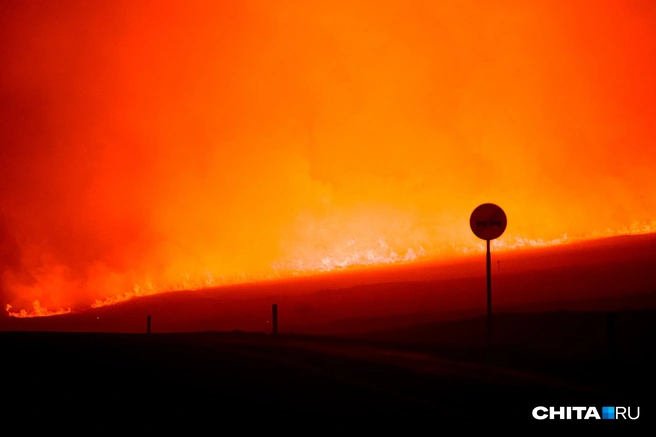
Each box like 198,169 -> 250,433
470,203 -> 507,241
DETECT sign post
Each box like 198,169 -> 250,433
470,203 -> 507,344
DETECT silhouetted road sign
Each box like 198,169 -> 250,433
470,203 -> 507,241
470,203 -> 507,345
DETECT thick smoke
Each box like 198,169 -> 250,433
1,0 -> 656,312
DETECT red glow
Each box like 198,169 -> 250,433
1,1 -> 655,317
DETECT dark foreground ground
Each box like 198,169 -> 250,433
3,235 -> 655,426
2,331 -> 654,426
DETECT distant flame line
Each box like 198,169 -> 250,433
5,220 -> 655,318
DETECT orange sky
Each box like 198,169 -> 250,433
1,0 -> 656,315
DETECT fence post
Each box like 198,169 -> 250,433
272,304 -> 278,336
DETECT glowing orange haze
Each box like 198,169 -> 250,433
1,0 -> 655,317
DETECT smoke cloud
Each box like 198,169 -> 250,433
1,0 -> 655,313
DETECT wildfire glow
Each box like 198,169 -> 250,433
2,1 -> 656,318
7,220 -> 655,318
5,302 -> 71,319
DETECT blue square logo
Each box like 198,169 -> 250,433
602,406 -> 615,420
